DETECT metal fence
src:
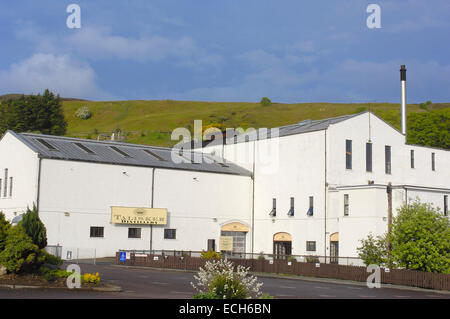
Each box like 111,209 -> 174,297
117,249 -> 365,266
116,251 -> 450,291
45,245 -> 98,264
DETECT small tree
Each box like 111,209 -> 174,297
260,97 -> 272,106
357,233 -> 388,266
20,204 -> 47,249
0,225 -> 45,273
0,212 -> 11,252
390,200 -> 450,273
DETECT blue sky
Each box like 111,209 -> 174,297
1,0 -> 450,103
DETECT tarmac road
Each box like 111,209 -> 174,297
0,262 -> 448,299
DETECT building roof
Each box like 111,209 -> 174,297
201,112 -> 365,147
9,131 -> 252,177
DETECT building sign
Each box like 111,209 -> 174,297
111,206 -> 167,225
219,236 -> 233,251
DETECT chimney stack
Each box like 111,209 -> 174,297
400,65 -> 407,136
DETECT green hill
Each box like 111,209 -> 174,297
62,100 -> 449,147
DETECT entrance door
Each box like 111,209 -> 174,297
330,232 -> 339,264
273,241 -> 292,259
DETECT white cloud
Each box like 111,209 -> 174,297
0,53 -> 112,100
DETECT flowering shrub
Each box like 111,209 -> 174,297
191,259 -> 263,299
83,272 -> 100,284
75,106 -> 92,120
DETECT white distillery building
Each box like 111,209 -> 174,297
0,112 -> 449,262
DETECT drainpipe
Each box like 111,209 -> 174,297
251,140 -> 256,255
150,167 -> 155,253
324,130 -> 327,261
387,182 -> 392,268
36,157 -> 42,215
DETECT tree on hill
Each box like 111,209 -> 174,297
0,89 -> 67,136
260,97 -> 272,106
407,109 -> 450,149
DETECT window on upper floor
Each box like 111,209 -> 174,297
431,152 -> 436,171
9,177 -> 13,197
307,196 -> 314,216
444,195 -> 448,217
287,197 -> 294,216
366,142 -> 372,172
344,194 -> 349,216
385,146 -> 391,174
345,140 -> 352,169
3,169 -> 8,197
410,150 -> 415,169
269,198 -> 276,217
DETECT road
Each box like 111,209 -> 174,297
0,262 -> 448,299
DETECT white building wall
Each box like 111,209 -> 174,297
204,130 -> 327,257
37,158 -> 252,258
0,132 -> 39,220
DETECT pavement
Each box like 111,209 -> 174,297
0,262 -> 448,299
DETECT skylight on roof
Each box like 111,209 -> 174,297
142,149 -> 166,161
36,138 -> 58,151
74,143 -> 95,155
110,146 -> 131,157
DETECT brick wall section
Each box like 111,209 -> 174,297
116,252 -> 450,291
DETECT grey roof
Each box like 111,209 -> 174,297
203,112 -> 365,146
9,131 -> 252,177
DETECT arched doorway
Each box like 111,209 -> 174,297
273,232 -> 292,259
330,232 -> 339,264
220,222 -> 249,258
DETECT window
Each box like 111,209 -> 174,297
36,138 -> 58,151
269,198 -> 276,217
366,143 -> 372,172
128,228 -> 141,238
344,194 -> 349,216
306,241 -> 316,252
431,153 -> 435,171
207,239 -> 216,251
9,177 -> 13,197
164,229 -> 176,239
385,145 -> 391,174
307,196 -> 314,216
345,140 -> 352,169
221,231 -> 246,255
74,142 -> 95,154
90,227 -> 104,238
3,169 -> 8,197
444,195 -> 448,217
287,197 -> 294,216
110,146 -> 131,158
410,150 -> 415,168
143,149 -> 166,161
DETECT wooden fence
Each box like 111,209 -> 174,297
115,252 -> 450,291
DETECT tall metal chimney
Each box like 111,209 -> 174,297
400,65 -> 407,136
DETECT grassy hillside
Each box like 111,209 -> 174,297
63,100 -> 450,147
